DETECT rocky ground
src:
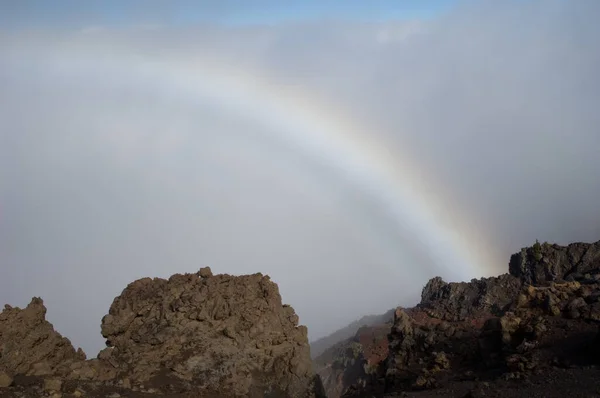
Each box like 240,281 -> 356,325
3,240 -> 600,397
315,240 -> 600,397
0,267 -> 325,398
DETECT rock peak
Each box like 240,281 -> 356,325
1,270 -> 325,397
197,266 -> 213,278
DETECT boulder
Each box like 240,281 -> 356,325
100,271 -> 324,397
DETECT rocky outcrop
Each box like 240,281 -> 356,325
509,240 -> 600,285
0,298 -> 86,377
420,274 -> 523,321
0,267 -> 325,398
315,322 -> 391,398
336,240 -> 600,397
316,271 -> 525,397
100,267 -> 322,397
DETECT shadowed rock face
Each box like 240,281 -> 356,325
420,274 -> 523,321
509,240 -> 600,286
314,322 -> 392,398
0,267 -> 326,398
314,240 -> 600,398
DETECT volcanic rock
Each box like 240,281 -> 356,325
0,298 -> 86,376
315,322 -> 391,398
100,271 -> 323,397
0,370 -> 13,388
420,274 -> 522,321
509,240 -> 600,285
319,241 -> 600,397
0,271 -> 325,398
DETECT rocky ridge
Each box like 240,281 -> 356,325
315,240 -> 600,397
4,240 -> 600,397
0,267 -> 325,398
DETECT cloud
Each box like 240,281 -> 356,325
1,0 -> 599,355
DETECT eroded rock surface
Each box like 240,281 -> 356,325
509,240 -> 600,285
0,298 -> 86,376
316,240 -> 600,398
101,269 -> 321,397
0,268 -> 325,398
315,322 -> 391,398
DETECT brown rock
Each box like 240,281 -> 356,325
30,361 -> 53,376
0,297 -> 86,376
420,274 -> 522,322
0,370 -> 13,387
433,351 -> 450,370
100,270 -> 323,397
198,266 -> 213,278
43,377 -> 63,392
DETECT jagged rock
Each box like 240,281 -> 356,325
509,240 -> 600,285
420,274 -> 522,321
0,270 -> 325,397
0,298 -> 86,376
100,271 -> 323,397
385,309 -> 419,390
337,241 -> 600,397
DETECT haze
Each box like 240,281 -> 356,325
1,0 -> 599,356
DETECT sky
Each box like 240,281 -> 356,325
1,0 -> 600,356
1,0 -> 455,28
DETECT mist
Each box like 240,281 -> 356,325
1,0 -> 599,356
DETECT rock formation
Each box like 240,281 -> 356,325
509,240 -> 600,285
0,267 -> 325,398
5,239 -> 600,397
0,298 -> 86,376
314,240 -> 600,397
314,322 -> 391,398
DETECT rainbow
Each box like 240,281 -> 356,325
5,34 -> 501,282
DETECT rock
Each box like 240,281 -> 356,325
315,322 -> 390,397
198,266 -> 213,278
333,240 -> 600,397
420,274 -> 522,321
30,361 -> 53,376
567,297 -> 587,319
43,378 -> 63,392
5,239 -> 600,398
414,375 -> 428,388
100,271 -> 324,397
0,297 -> 86,376
499,313 -> 522,345
433,351 -> 450,370
509,240 -> 600,285
0,371 -> 13,388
